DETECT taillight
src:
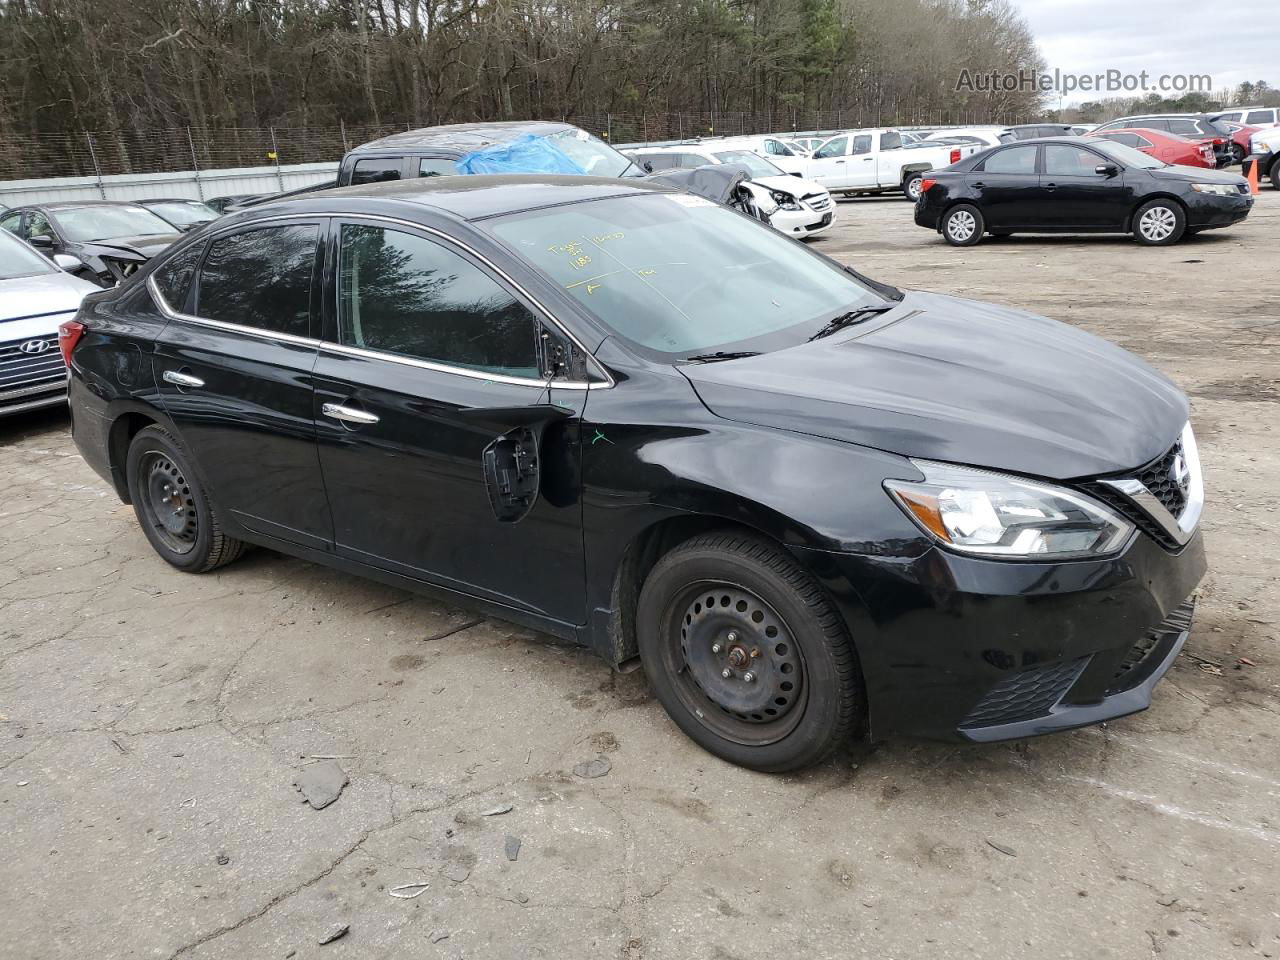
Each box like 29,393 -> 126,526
58,320 -> 85,367
949,148 -> 961,164
919,177 -> 936,194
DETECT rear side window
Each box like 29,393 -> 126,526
879,132 -> 901,150
350,158 -> 402,185
418,158 -> 458,177
337,224 -> 540,378
852,135 -> 873,155
196,224 -> 318,337
153,242 -> 206,312
1166,119 -> 1201,136
980,145 -> 1038,174
1246,110 -> 1274,125
0,212 -> 21,235
1217,112 -> 1242,123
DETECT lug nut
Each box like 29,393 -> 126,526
721,668 -> 732,679
726,631 -> 738,642
743,672 -> 755,683
750,647 -> 760,658
711,642 -> 722,653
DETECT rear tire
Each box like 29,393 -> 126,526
902,172 -> 924,202
636,531 -> 864,772
1270,161 -> 1280,191
1133,199 -> 1186,245
942,204 -> 984,246
125,426 -> 246,573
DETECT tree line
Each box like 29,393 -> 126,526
0,0 -> 1046,143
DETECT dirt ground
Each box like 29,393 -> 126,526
2,190 -> 1278,960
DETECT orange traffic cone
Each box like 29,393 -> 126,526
1247,158 -> 1259,195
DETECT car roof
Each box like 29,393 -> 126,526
22,200 -> 147,210
141,197 -> 211,204
235,173 -> 676,222
351,121 -> 577,154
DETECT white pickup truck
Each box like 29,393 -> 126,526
804,128 -> 983,201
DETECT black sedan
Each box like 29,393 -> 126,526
62,175 -> 1205,771
0,201 -> 181,286
915,137 -> 1252,246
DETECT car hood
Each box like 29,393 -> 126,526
754,173 -> 829,197
74,233 -> 181,259
680,290 -> 1187,480
1148,164 -> 1245,185
0,270 -> 98,324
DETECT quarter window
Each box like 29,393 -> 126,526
350,158 -> 403,185
196,224 -> 318,337
337,224 -> 540,378
153,242 -> 206,312
980,145 -> 1038,174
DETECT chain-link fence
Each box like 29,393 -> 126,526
0,108 -> 1038,182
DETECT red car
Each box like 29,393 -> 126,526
1219,121 -> 1261,163
1088,128 -> 1215,168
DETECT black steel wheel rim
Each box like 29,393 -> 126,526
665,581 -> 808,746
139,452 -> 198,555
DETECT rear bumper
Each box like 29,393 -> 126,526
794,529 -> 1207,743
913,198 -> 942,230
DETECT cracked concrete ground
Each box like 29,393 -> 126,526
2,191 -> 1279,960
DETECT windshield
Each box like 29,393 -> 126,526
0,230 -> 56,280
1091,138 -> 1166,169
486,193 -> 885,359
543,128 -> 640,178
712,151 -> 784,177
144,201 -> 217,227
52,205 -> 176,242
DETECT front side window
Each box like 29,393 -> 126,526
1044,145 -> 1104,177
1091,138 -> 1165,169
485,193 -> 886,360
981,145 -> 1038,174
419,157 -> 458,178
814,137 -> 846,159
0,212 -> 20,235
338,224 -> 540,378
350,158 -> 402,185
196,224 -> 318,337
27,212 -> 55,241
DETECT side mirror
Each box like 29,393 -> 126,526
790,171 -> 803,177
28,234 -> 54,248
642,160 -> 654,173
53,254 -> 82,271
1095,163 -> 1119,177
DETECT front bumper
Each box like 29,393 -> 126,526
1,332 -> 68,417
1184,191 -> 1253,228
795,529 -> 1207,742
769,204 -> 835,238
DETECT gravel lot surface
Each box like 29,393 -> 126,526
3,190 -> 1278,960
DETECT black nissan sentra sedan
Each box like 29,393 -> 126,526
62,175 -> 1206,771
914,136 -> 1251,246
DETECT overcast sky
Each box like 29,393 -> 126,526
1013,0 -> 1274,106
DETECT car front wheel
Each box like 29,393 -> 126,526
1133,199 -> 1186,245
636,531 -> 864,772
125,425 -> 246,573
942,204 -> 984,245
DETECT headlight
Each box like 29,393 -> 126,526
884,461 -> 1134,560
769,190 -> 802,211
1190,183 -> 1238,196
1252,140 -> 1273,154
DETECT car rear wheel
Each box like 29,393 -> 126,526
125,426 -> 246,573
1270,162 -> 1280,191
902,172 -> 924,202
942,204 -> 984,246
636,531 -> 864,772
1133,199 -> 1186,245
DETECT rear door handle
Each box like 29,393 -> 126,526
162,370 -> 204,388
971,181 -> 985,188
322,402 -> 380,425
1045,182 -> 1057,191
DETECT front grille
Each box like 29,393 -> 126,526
1107,599 -> 1195,694
1136,441 -> 1189,518
1087,483 -> 1181,550
0,335 -> 66,408
803,193 -> 832,211
1082,437 -> 1192,552
959,656 -> 1090,729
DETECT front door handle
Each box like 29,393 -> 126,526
322,402 -> 380,426
162,369 -> 204,389
1045,182 -> 1057,191
972,181 -> 985,188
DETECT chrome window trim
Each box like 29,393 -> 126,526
331,213 -> 614,390
1098,422 -> 1203,546
148,211 -> 613,390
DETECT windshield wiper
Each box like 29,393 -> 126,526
681,351 -> 762,364
808,304 -> 895,341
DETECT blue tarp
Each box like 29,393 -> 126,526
456,133 -> 587,176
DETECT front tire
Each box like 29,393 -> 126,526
125,425 -> 246,573
636,532 -> 864,772
1133,199 -> 1186,245
942,204 -> 984,245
